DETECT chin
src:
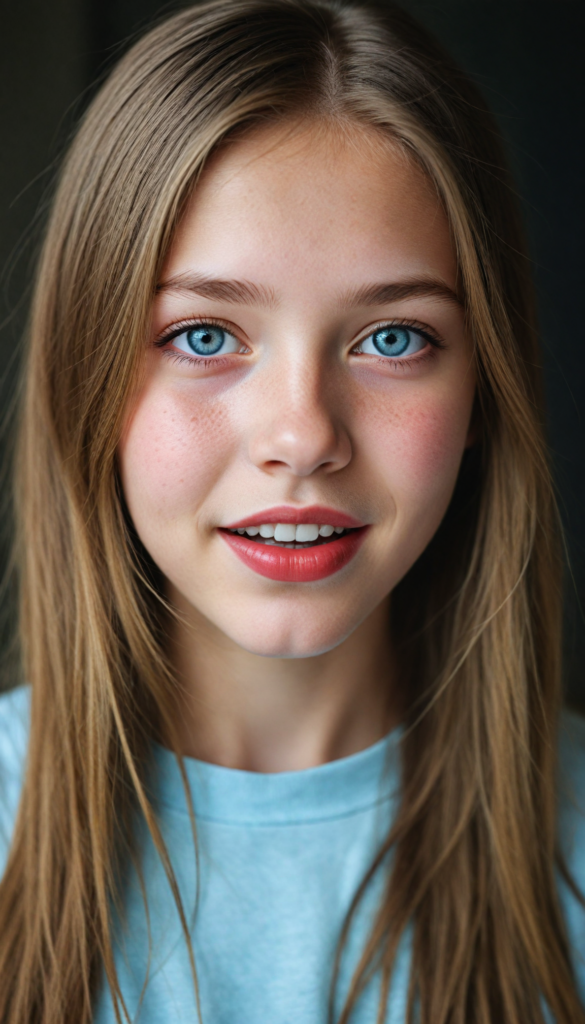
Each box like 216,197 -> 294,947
221,612 -> 356,659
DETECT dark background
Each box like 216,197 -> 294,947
1,0 -> 584,707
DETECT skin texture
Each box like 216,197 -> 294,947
119,122 -> 476,770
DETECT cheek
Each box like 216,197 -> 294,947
118,385 -> 234,522
363,385 -> 473,509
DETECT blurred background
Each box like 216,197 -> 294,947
1,0 -> 584,707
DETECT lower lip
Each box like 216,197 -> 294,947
219,527 -> 369,582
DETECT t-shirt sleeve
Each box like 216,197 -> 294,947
557,709 -> 585,1002
0,685 -> 30,876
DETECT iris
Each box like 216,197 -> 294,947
187,326 -> 226,355
372,327 -> 411,356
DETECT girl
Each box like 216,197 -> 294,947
0,1 -> 583,1022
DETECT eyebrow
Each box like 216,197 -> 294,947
156,272 -> 462,311
338,279 -> 463,310
156,273 -> 277,308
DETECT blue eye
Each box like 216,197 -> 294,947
187,326 -> 225,354
356,326 -> 427,358
170,323 -> 241,358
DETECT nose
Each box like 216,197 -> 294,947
246,358 -> 352,478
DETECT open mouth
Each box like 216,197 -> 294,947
219,521 -> 368,583
222,523 -> 353,549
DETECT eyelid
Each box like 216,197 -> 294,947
154,316 -> 248,348
350,318 -> 445,351
153,315 -> 444,353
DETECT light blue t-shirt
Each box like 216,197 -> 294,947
0,685 -> 584,1022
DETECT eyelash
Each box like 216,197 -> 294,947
155,317 -> 244,368
352,318 -> 444,371
362,318 -> 444,348
154,316 -> 445,365
155,317 -> 239,346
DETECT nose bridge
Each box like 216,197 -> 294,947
247,344 -> 351,477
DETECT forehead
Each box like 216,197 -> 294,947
163,121 -> 457,297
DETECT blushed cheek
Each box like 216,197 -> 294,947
118,387 -> 235,522
367,390 -> 473,509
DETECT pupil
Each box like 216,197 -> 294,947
373,327 -> 410,356
187,326 -> 224,355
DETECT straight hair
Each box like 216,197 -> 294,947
0,1 -> 583,1021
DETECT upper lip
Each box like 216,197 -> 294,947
223,505 -> 366,530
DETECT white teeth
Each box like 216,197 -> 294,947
274,523 -> 297,542
233,522 -> 348,541
295,524 -> 319,542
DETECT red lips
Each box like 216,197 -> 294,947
219,505 -> 368,582
223,505 -> 364,530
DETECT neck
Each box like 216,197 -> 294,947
165,589 -> 399,772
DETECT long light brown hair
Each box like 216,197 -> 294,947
0,1 -> 582,1021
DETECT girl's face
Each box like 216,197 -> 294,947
119,123 -> 475,657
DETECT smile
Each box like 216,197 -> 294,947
219,507 -> 368,582
226,522 -> 347,547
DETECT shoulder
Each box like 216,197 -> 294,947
557,708 -> 585,997
0,686 -> 30,874
0,685 -> 30,778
